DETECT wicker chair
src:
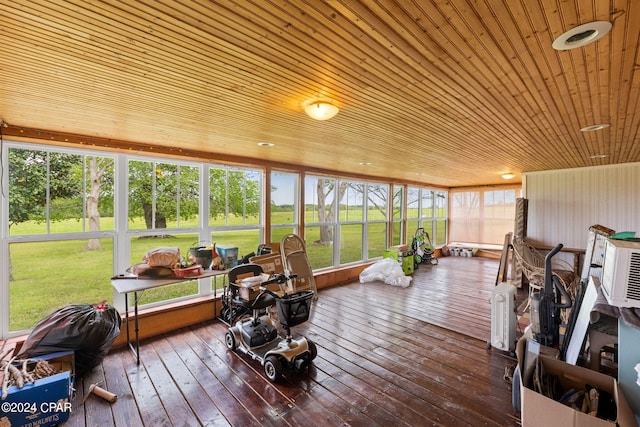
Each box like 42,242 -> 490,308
511,236 -> 578,313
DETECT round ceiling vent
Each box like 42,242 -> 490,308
552,21 -> 612,50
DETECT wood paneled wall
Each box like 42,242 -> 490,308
523,162 -> 640,250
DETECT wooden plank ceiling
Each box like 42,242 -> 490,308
1,0 -> 638,187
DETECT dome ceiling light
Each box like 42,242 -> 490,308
552,21 -> 612,50
304,102 -> 339,120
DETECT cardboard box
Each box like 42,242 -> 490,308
516,338 -> 636,426
216,245 -> 238,269
233,273 -> 281,301
269,242 -> 281,254
250,252 -> 284,274
2,351 -> 74,427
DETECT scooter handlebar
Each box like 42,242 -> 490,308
259,273 -> 297,287
249,273 -> 298,302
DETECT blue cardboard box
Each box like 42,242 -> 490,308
216,245 -> 239,269
1,351 -> 74,427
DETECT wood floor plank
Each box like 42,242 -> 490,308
189,325 -> 295,427
66,375 -> 86,427
308,333 -> 468,425
152,335 -> 230,426
122,348 -> 172,427
101,349 -> 144,427
81,363 -> 114,427
138,343 -> 203,426
63,256 -> 523,426
312,354 -> 441,426
178,328 -> 262,427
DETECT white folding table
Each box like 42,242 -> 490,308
111,269 -> 228,364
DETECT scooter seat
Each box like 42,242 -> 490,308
251,293 -> 276,310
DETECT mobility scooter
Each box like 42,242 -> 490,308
224,264 -> 317,382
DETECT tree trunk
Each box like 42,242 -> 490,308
85,157 -> 102,250
143,203 -> 167,229
317,179 -> 332,243
316,179 -> 349,244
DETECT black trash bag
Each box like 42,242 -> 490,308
17,301 -> 121,376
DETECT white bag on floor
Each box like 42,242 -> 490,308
359,257 -> 412,288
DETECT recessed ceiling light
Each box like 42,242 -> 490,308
580,124 -> 610,132
359,162 -> 372,166
257,142 -> 275,147
552,21 -> 612,50
590,154 -> 609,159
501,173 -> 515,180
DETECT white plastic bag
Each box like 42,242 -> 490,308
359,257 -> 412,288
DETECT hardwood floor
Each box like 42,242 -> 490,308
69,256 -> 524,426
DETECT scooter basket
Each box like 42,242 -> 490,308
276,290 -> 314,328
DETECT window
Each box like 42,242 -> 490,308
128,160 -> 199,230
304,176 -> 389,268
209,165 -> 263,288
406,187 -> 419,244
6,146 -> 116,332
365,183 -> 389,259
449,187 -> 521,245
304,176 -> 337,269
209,166 -> 261,228
406,186 -> 444,246
126,159 -> 202,304
1,141 -> 448,338
391,185 -> 404,246
434,191 -> 448,246
270,170 -> 299,243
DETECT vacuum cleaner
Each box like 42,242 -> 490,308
530,243 -> 573,347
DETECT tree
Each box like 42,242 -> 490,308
8,149 -> 81,227
365,184 -> 388,219
128,161 -> 199,231
209,168 -> 260,222
8,149 -> 83,279
85,156 -> 114,250
128,162 -> 259,231
316,178 -> 348,244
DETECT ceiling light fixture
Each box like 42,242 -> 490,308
359,162 -> 372,166
304,102 -> 339,120
257,142 -> 275,147
590,154 -> 609,159
501,173 -> 515,180
580,123 -> 610,132
552,21 -> 612,50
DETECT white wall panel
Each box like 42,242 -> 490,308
523,163 -> 640,251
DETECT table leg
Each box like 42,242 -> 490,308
124,290 -> 130,348
133,291 -> 140,365
124,291 -> 141,365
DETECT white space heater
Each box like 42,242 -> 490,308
490,283 -> 517,352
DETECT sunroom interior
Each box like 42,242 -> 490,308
1,1 -> 640,425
